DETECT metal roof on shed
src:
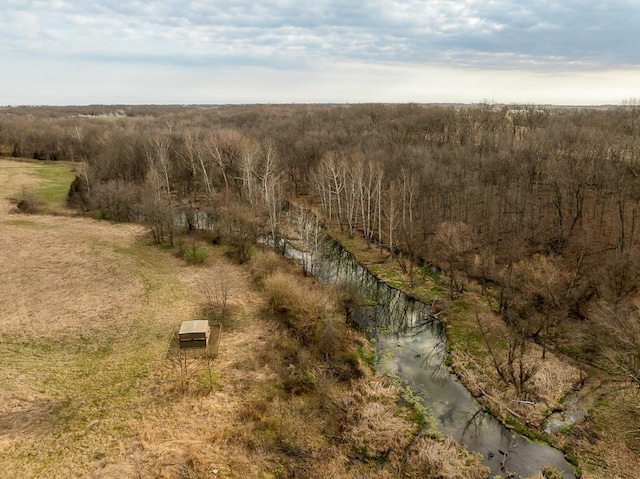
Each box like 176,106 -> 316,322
179,320 -> 210,335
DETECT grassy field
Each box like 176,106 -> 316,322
0,159 -> 216,476
0,159 -> 488,479
0,158 -> 76,211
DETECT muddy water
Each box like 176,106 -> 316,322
285,238 -> 576,479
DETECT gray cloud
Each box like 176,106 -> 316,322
2,0 -> 639,105
3,0 -> 639,70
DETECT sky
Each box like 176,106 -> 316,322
1,0 -> 639,105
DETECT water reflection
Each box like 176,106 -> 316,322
286,236 -> 576,479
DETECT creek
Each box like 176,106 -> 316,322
284,237 -> 576,479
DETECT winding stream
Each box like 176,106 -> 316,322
285,237 -> 576,479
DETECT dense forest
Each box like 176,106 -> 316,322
2,102 -> 640,393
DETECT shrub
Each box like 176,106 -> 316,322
89,180 -> 140,222
11,189 -> 42,214
249,249 -> 297,283
66,175 -> 89,210
402,436 -> 488,479
219,203 -> 259,264
262,271 -> 365,381
263,271 -> 333,344
181,244 -> 208,265
199,265 -> 232,322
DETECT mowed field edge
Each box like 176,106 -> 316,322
0,159 -> 270,477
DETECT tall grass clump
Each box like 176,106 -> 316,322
249,248 -> 298,283
11,188 -> 43,214
263,271 -> 333,344
401,436 -> 488,479
181,245 -> 208,265
178,235 -> 209,265
262,271 -> 365,382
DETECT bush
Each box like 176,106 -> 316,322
139,187 -> 175,246
199,264 -> 233,323
89,180 -> 140,222
181,243 -> 208,265
263,271 -> 333,344
249,249 -> 297,283
402,436 -> 488,479
66,175 -> 89,210
262,271 -> 365,381
11,189 -> 42,214
219,203 -> 259,264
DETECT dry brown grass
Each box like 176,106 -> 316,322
0,218 -> 145,340
338,377 -> 488,479
262,270 -> 336,343
0,159 -> 42,194
329,225 -> 583,422
453,341 -> 582,427
248,248 -> 299,282
0,159 -> 489,479
403,436 -> 488,479
325,225 -> 640,477
563,387 -> 640,479
340,377 -> 416,458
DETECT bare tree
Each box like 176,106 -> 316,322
433,221 -> 473,297
200,265 -> 233,322
293,208 -> 325,275
145,132 -> 172,196
475,309 -> 538,398
256,142 -> 285,244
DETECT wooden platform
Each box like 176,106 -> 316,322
166,322 -> 221,359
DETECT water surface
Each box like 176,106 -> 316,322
286,238 -> 576,479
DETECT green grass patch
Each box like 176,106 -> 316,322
501,415 -> 546,442
416,265 -> 442,280
182,245 -> 208,264
542,465 -> 565,479
385,372 -> 436,431
339,236 -> 360,250
369,264 -> 383,276
380,270 -> 399,280
505,415 -> 517,426
330,231 -> 388,264
447,320 -> 484,359
2,218 -> 39,226
448,299 -> 471,316
358,345 -> 376,370
195,368 -> 220,392
32,163 -> 76,205
411,282 -> 443,304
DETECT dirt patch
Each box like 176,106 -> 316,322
0,392 -> 60,438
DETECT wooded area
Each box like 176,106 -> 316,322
2,102 -> 640,390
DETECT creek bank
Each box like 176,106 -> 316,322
323,230 -> 588,426
321,228 -> 640,476
283,233 -> 577,479
543,372 -> 618,435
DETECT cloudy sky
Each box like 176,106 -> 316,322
2,0 -> 639,105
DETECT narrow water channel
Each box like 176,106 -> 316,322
285,237 -> 576,479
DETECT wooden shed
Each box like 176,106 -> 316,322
178,320 -> 211,349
